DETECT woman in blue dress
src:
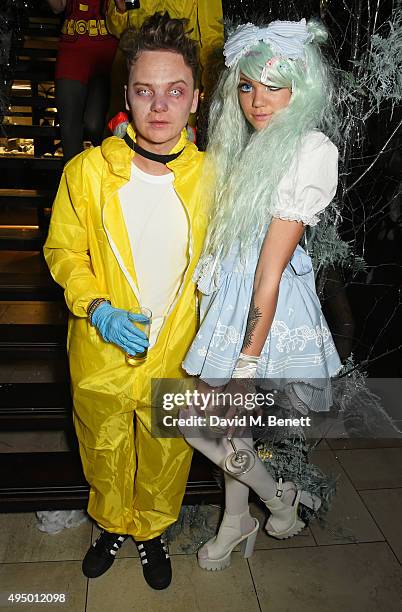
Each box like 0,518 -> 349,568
180,19 -> 342,570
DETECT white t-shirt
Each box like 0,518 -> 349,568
119,163 -> 189,346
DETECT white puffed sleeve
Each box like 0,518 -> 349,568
272,131 -> 338,226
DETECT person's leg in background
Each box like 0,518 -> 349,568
56,78 -> 87,163
106,46 -> 128,125
84,73 -> 111,146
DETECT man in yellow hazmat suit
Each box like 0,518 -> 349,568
106,0 -> 223,121
44,13 -> 208,590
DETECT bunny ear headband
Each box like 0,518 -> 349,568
223,19 -> 313,68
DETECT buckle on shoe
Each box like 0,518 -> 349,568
275,477 -> 284,498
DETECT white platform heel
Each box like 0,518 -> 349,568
197,510 -> 259,571
262,478 -> 307,540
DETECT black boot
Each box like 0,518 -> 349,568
82,530 -> 127,578
134,535 -> 171,590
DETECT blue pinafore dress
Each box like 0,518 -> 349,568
182,131 -> 342,413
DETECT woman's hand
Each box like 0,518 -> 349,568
242,217 -> 305,356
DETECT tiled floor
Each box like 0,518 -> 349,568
1,441 -> 402,611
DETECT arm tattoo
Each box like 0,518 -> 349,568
243,294 -> 262,350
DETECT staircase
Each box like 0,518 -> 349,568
0,4 -> 221,512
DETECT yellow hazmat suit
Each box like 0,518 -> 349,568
106,0 -> 224,118
44,125 -> 208,540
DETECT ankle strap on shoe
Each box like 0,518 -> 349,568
275,477 -> 284,498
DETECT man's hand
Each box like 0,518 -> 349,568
114,0 -> 127,12
91,302 -> 149,355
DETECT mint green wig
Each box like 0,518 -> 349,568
203,20 -> 340,259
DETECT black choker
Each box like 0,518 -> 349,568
123,133 -> 184,164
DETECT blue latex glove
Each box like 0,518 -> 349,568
91,302 -> 149,355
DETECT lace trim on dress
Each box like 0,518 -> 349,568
192,254 -> 222,295
272,210 -> 323,227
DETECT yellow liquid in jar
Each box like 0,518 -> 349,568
126,349 -> 148,365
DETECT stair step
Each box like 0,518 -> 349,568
15,58 -> 56,69
23,33 -> 58,45
0,157 -> 63,189
4,110 -> 57,119
18,47 -> 58,59
0,353 -> 67,384
14,68 -> 56,82
0,241 -> 59,300
26,22 -> 61,38
0,227 -> 46,251
0,272 -> 62,301
0,326 -> 66,354
0,299 -> 66,323
0,450 -> 222,511
0,207 -> 39,227
0,382 -> 71,429
10,95 -> 56,109
0,452 -> 88,511
13,69 -> 56,84
183,453 -> 223,505
0,155 -> 63,171
0,189 -> 55,208
0,301 -> 67,355
14,59 -> 56,76
27,9 -> 61,20
2,124 -> 60,139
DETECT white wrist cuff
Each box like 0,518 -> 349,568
232,352 -> 260,379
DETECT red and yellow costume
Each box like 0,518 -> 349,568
56,0 -> 118,84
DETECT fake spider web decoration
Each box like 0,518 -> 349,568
315,0 -> 402,377
221,0 -> 402,376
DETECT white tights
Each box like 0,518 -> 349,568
182,431 -> 277,515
